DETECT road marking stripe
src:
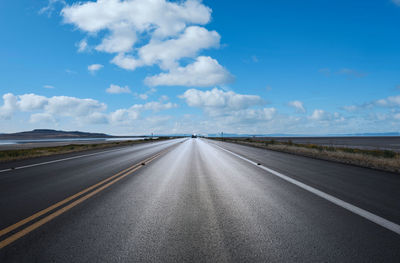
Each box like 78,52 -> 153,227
213,143 -> 400,235
0,160 -> 142,238
0,164 -> 144,249
0,150 -> 164,241
0,147 -> 131,173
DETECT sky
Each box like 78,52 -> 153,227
0,0 -> 400,135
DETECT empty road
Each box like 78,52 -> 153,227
0,138 -> 399,262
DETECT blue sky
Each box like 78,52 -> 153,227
1,0 -> 400,135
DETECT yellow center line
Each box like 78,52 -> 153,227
0,149 -> 167,247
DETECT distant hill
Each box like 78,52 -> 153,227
0,129 -> 111,140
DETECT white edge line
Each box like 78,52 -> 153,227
0,140 -> 177,173
212,142 -> 400,236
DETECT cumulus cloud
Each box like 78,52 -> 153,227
180,88 -> 264,111
0,92 -> 176,127
145,56 -> 233,87
46,96 -> 107,117
309,109 -> 343,122
179,88 -> 274,123
88,64 -> 103,74
109,101 -> 176,125
123,26 -> 220,70
106,84 -> 131,94
0,93 -> 106,121
0,93 -> 18,119
288,100 -> 306,113
61,0 -> 231,87
309,109 -> 327,121
17,94 -> 48,111
30,113 -> 55,124
62,0 -> 211,36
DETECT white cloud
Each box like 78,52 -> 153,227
379,95 -> 400,107
0,93 -> 18,119
344,95 -> 400,111
17,94 -> 48,111
179,88 -> 275,124
288,100 -> 306,113
392,0 -> 400,6
134,87 -> 157,100
0,93 -> 106,121
110,53 -> 140,71
39,0 -> 66,16
30,113 -> 55,124
77,39 -> 89,52
96,24 -> 136,53
131,26 -> 220,70
88,64 -> 103,73
0,93 -> 176,128
131,101 -> 177,112
61,0 -> 230,87
109,108 -> 139,124
223,108 -> 276,123
45,96 -> 107,117
44,85 -> 55,89
309,109 -> 327,120
145,56 -> 233,87
109,101 -> 176,125
309,109 -> 343,122
61,0 -> 211,36
180,88 -> 264,111
106,84 -> 131,94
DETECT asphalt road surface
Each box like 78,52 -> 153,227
0,138 -> 399,262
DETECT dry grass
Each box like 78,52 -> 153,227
213,138 -> 400,173
0,138 -> 172,163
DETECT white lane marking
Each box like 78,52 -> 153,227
212,142 -> 400,236
0,140 -> 178,173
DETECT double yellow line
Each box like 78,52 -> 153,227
0,149 -> 167,249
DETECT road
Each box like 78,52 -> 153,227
0,138 -> 399,262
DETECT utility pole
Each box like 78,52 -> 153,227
221,132 -> 224,141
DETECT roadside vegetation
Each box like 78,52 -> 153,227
212,138 -> 400,173
0,137 -> 173,163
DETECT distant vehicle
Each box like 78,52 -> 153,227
191,134 -> 197,138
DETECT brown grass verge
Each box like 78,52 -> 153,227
0,137 -> 173,163
211,138 -> 400,174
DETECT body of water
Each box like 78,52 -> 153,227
0,137 -> 148,145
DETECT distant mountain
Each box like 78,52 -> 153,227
0,129 -> 112,140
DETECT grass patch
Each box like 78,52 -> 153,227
0,137 -> 173,163
211,137 -> 400,173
